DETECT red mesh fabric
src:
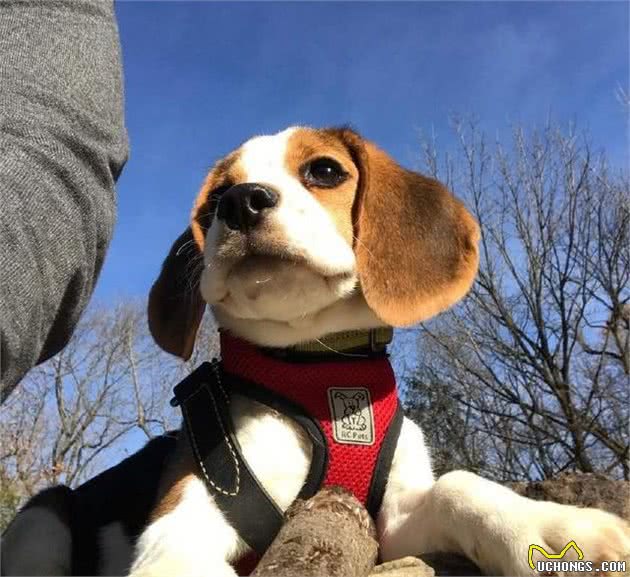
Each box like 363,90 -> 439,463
220,331 -> 399,506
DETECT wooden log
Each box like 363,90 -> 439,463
253,486 -> 379,577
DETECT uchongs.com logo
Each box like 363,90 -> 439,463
528,541 -> 626,574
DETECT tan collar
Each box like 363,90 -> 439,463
286,327 -> 394,355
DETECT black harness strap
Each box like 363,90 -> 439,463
366,404 -> 403,517
172,362 -> 284,555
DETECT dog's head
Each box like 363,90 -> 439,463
149,126 -> 480,358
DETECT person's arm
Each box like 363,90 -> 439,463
0,0 -> 128,400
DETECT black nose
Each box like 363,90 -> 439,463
216,183 -> 279,232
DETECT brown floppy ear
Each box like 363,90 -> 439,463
148,161 -> 230,358
341,130 -> 480,326
148,227 -> 206,359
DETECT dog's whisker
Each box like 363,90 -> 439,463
182,257 -> 205,293
352,235 -> 376,261
175,238 -> 196,256
313,338 -> 370,358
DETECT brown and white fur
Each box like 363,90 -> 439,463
5,126 -> 629,577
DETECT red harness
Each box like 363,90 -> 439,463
220,331 -> 400,508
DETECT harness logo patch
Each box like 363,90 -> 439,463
327,387 -> 375,445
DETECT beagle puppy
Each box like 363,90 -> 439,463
3,126 -> 629,577
134,126 -> 629,577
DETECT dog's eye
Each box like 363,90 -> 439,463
303,158 -> 348,188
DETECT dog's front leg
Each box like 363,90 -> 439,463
130,475 -> 245,577
382,470 -> 630,576
378,420 -> 630,576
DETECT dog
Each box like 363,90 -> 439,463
3,126 -> 629,577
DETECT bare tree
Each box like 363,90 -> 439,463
405,119 -> 629,481
0,300 -> 219,529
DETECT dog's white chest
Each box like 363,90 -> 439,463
230,394 -> 313,511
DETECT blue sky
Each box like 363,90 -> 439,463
96,0 -> 628,303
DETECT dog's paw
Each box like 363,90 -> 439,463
486,501 -> 630,577
524,502 -> 630,575
458,495 -> 629,576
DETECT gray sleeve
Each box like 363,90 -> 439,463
0,0 -> 128,400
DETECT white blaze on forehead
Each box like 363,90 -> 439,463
238,127 -> 356,276
239,127 -> 299,183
